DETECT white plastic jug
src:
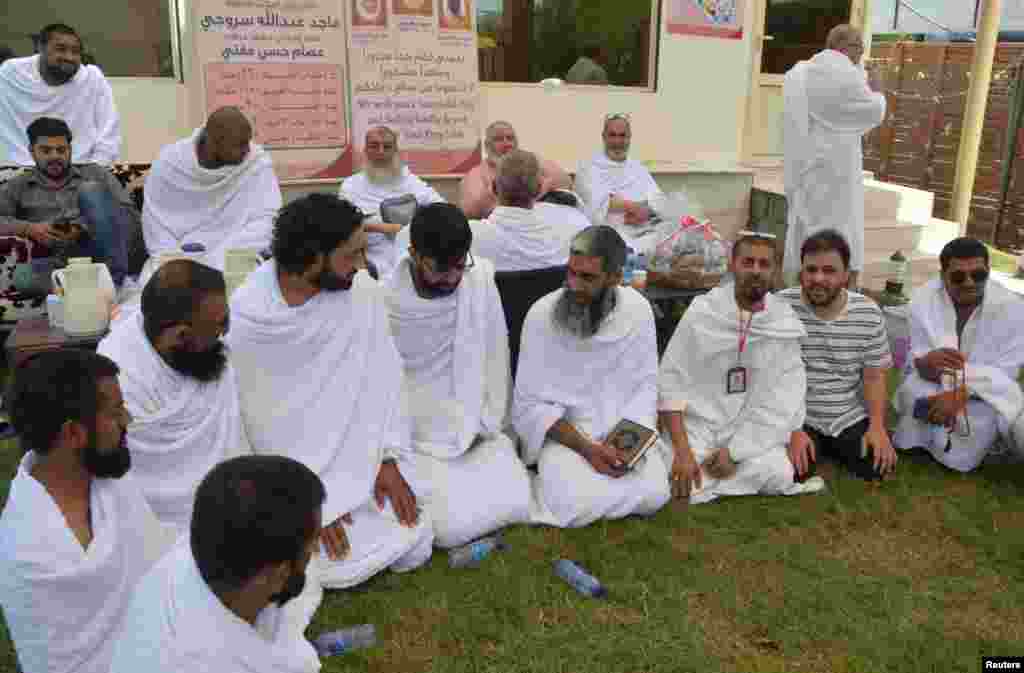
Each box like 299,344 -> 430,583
51,261 -> 114,336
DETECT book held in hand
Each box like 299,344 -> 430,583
605,419 -> 658,470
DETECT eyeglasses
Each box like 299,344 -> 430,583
420,250 -> 475,277
948,268 -> 989,285
365,142 -> 395,151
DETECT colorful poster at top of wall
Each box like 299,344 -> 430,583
191,0 -> 354,182
667,0 -> 745,39
347,0 -> 482,175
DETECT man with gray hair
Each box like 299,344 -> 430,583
458,120 -> 572,219
575,113 -> 665,255
512,225 -> 671,528
470,149 -> 583,272
340,125 -> 445,281
782,23 -> 886,289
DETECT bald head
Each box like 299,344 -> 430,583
141,259 -> 226,342
826,24 -> 865,63
485,121 -> 517,161
201,106 -> 252,167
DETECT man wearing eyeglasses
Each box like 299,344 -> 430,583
385,203 -> 531,548
893,237 -> 1024,472
575,113 -> 665,255
340,125 -> 445,281
97,259 -> 247,532
782,24 -> 886,290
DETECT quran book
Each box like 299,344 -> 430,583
605,419 -> 658,470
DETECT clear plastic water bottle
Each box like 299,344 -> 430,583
622,247 -> 637,285
553,559 -> 608,598
313,624 -> 377,657
448,533 -> 506,569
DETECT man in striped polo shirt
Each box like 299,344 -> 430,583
779,229 -> 897,480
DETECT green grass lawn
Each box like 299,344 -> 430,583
0,252 -> 1021,672
0,435 -> 1021,673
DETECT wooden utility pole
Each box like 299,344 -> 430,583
951,0 -> 1002,233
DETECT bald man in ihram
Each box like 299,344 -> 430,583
782,24 -> 886,288
340,125 -> 445,281
142,106 -> 282,273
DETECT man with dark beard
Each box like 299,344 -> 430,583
386,203 -> 531,547
0,24 -> 121,166
0,116 -> 142,288
658,232 -> 826,504
98,258 -> 248,531
228,193 -> 433,601
111,456 -> 327,673
0,350 -> 176,673
777,230 -> 896,481
513,225 -> 671,528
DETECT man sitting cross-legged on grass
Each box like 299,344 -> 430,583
512,225 -> 671,528
0,350 -> 176,673
110,456 -> 326,673
893,237 -> 1024,472
386,203 -> 531,548
658,232 -> 826,503
227,194 -> 433,601
778,229 -> 897,481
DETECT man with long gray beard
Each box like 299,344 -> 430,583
98,259 -> 249,531
658,232 -> 825,504
512,225 -> 671,528
340,125 -> 445,280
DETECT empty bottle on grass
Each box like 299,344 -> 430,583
553,559 -> 607,598
448,533 -> 506,568
313,624 -> 377,657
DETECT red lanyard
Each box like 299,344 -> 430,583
737,310 -> 754,360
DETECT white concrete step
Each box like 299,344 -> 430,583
863,221 -> 926,254
863,179 -> 934,226
860,250 -> 941,292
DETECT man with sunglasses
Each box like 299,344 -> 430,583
575,113 -> 665,255
385,203 -> 531,548
893,237 -> 1024,471
782,24 -> 886,290
513,225 -> 671,527
97,259 -> 247,531
340,125 -> 445,281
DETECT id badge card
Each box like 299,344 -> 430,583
726,366 -> 747,395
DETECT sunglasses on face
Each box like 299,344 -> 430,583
949,268 -> 989,285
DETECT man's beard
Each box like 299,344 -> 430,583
165,340 -> 228,382
82,429 -> 131,479
44,59 -> 78,84
270,566 -> 307,607
803,283 -> 843,308
317,267 -> 356,292
605,146 -> 629,162
410,264 -> 459,298
39,159 -> 69,181
552,285 -> 617,339
365,156 -> 402,184
737,273 -> 769,309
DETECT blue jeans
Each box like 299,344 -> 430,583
76,181 -> 132,286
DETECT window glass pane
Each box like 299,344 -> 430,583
1,0 -> 174,77
477,0 -> 656,87
761,0 -> 850,75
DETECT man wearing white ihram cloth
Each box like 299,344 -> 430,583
97,260 -> 249,531
575,113 -> 666,255
386,203 -> 531,547
782,24 -> 886,288
893,238 -> 1024,472
513,225 -> 671,528
227,194 -> 432,609
142,107 -> 282,272
340,125 -> 445,281
658,233 -> 825,504
0,24 -> 120,166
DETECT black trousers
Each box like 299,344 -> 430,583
804,418 -> 882,481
